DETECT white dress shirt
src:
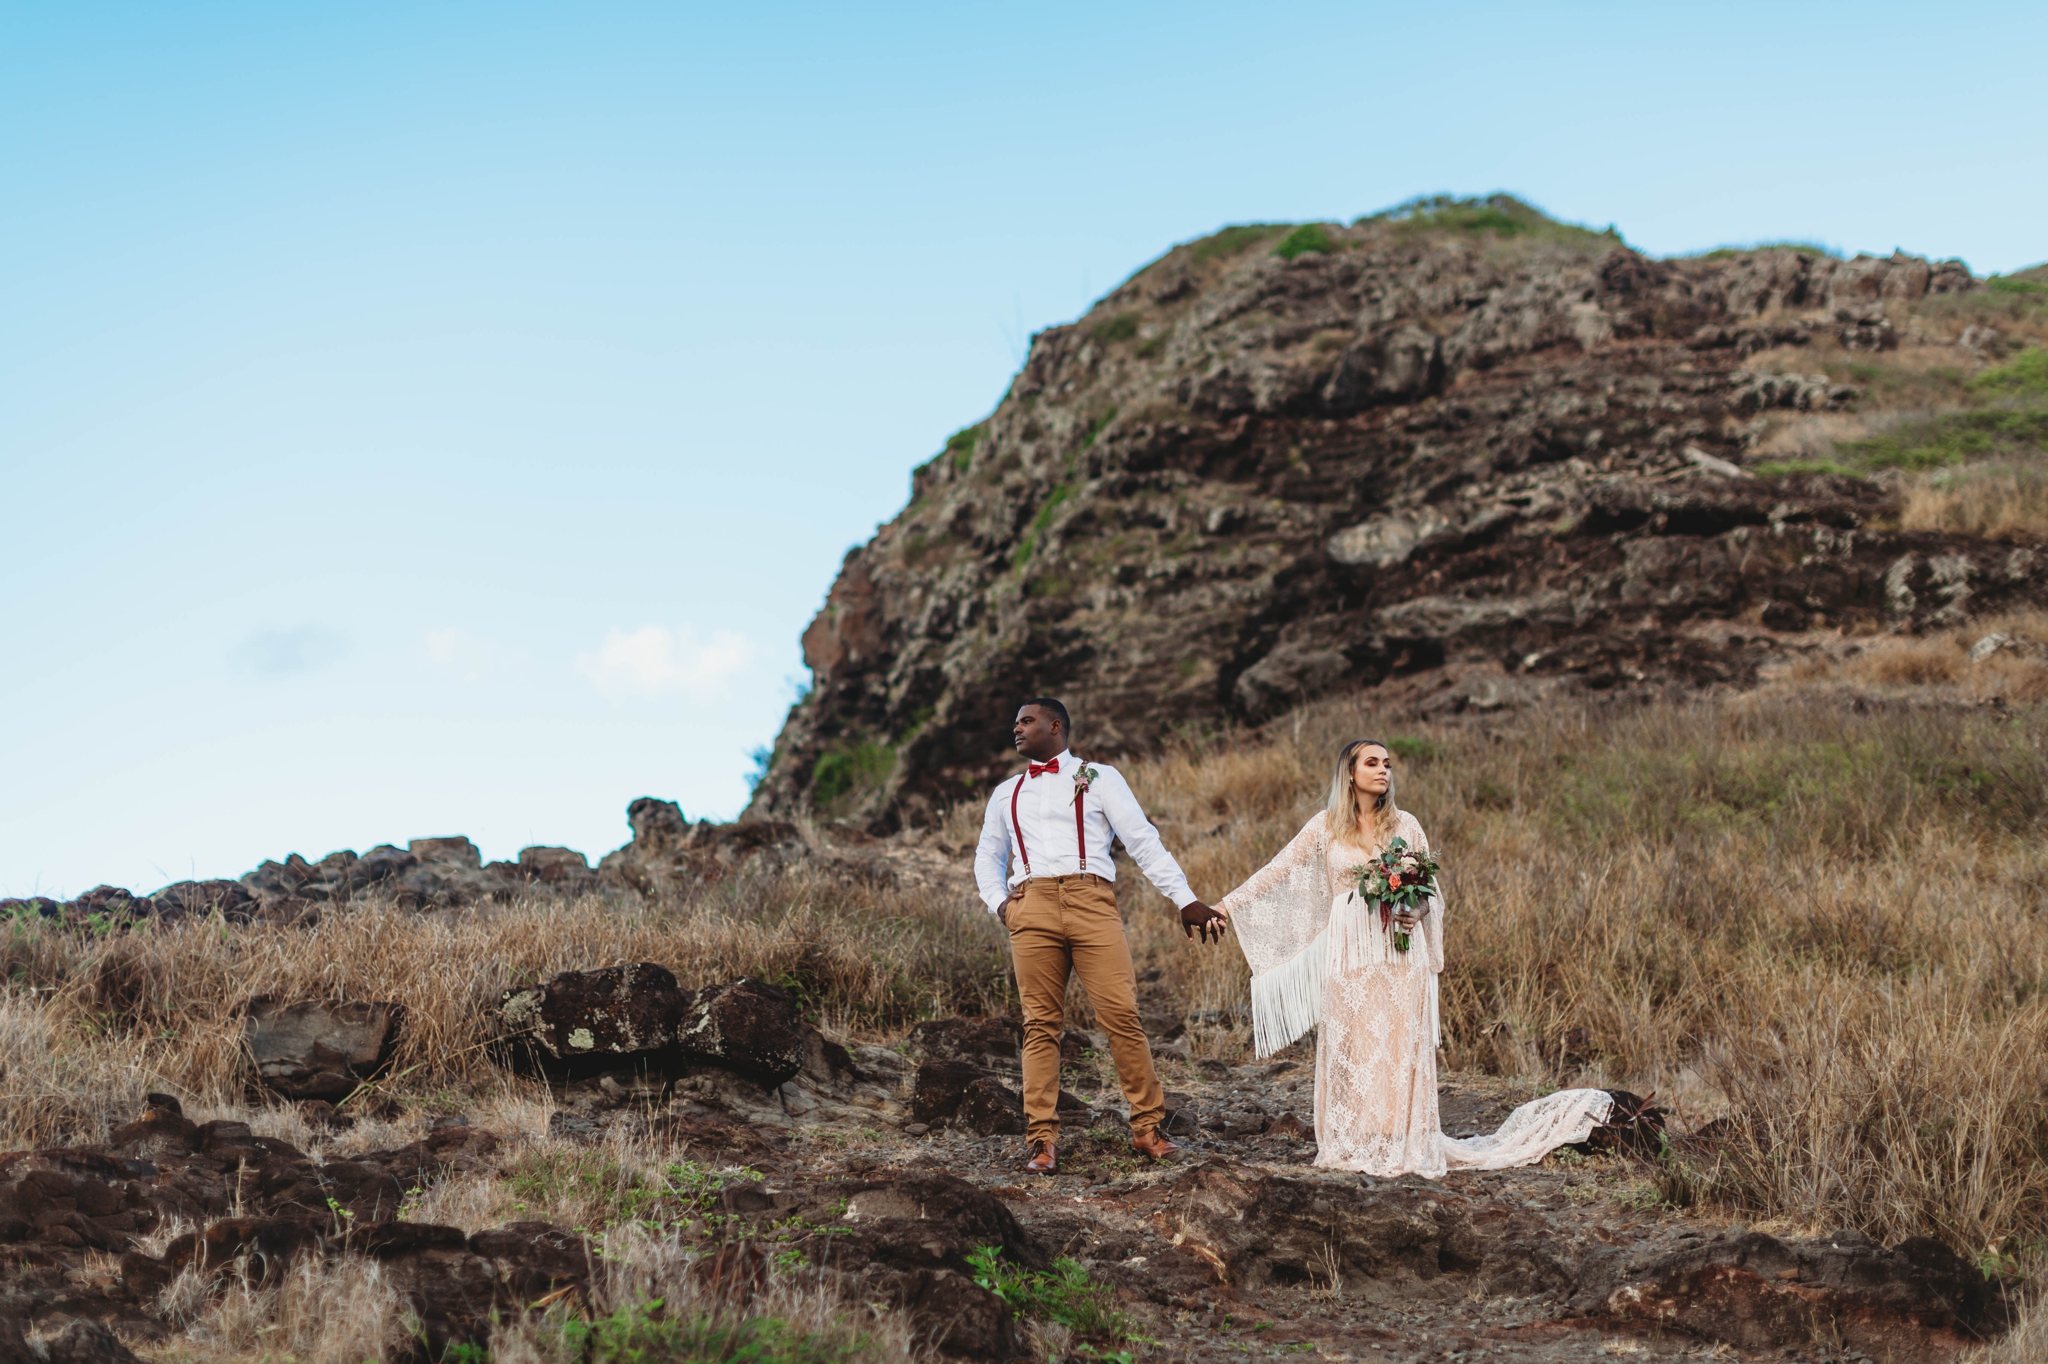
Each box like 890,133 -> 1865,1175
973,749 -> 1197,914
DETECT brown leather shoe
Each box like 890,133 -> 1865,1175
1131,1128 -> 1178,1160
1025,1141 -> 1058,1174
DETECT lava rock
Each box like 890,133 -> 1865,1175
243,997 -> 404,1101
678,978 -> 803,1084
1573,1088 -> 1667,1157
468,1220 -> 593,1304
497,963 -> 691,1079
872,1267 -> 1018,1358
515,845 -> 596,889
954,1077 -> 1027,1137
596,801 -> 806,896
1576,1224 -> 2001,1361
31,1320 -> 142,1364
150,878 -> 260,922
912,1060 -> 994,1126
907,1015 -> 1022,1066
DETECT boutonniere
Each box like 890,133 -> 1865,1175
1070,764 -> 1100,804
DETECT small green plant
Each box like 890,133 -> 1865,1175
1081,406 -> 1118,449
1091,313 -> 1140,343
1274,223 -> 1334,260
1701,240 -> 1841,260
944,422 -> 987,473
1361,193 -> 1616,249
1032,483 -> 1075,535
1616,1178 -> 1670,1211
1968,345 -> 2048,401
812,740 -> 895,813
1828,407 -> 2048,474
504,1152 -> 764,1233
1189,223 -> 1284,262
550,1298 -> 882,1364
1385,736 -> 1438,764
966,1246 -> 1132,1342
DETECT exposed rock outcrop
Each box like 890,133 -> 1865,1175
744,211 -> 2044,828
243,998 -> 404,1101
495,968 -> 804,1086
1,797 -> 826,928
595,798 -> 805,896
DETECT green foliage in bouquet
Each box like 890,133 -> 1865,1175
1350,836 -> 1441,952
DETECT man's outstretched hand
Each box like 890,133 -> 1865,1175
1180,901 -> 1228,943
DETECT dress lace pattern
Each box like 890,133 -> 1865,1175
1224,809 -> 1613,1178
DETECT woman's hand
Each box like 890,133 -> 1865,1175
1181,901 -> 1228,943
1392,906 -> 1420,932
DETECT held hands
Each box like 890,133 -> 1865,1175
1180,900 -> 1228,944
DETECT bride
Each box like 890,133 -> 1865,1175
1216,738 -> 1613,1177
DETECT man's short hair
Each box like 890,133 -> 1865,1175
1018,696 -> 1070,733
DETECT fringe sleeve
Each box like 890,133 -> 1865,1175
1404,812 -> 1445,1049
1223,811 -> 1334,1057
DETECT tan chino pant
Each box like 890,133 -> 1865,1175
1006,874 -> 1165,1146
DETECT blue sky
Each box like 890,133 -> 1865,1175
5,1 -> 2044,896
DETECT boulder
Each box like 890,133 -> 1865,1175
596,799 -> 806,896
61,884 -> 154,929
678,978 -> 803,1084
1573,1088 -> 1666,1157
361,1221 -> 500,1360
29,1320 -> 142,1364
907,1015 -> 1021,1066
150,879 -> 260,922
467,1220 -> 593,1305
799,1024 -> 860,1090
912,1060 -> 992,1126
515,845 -> 596,889
953,1076 -> 1026,1136
871,1267 -> 1018,1357
243,998 -> 404,1100
1572,1224 -> 2002,1362
497,963 -> 690,1079
913,1060 -> 1091,1134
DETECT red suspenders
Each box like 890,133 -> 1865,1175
1008,765 -> 1088,879
1009,775 -> 1031,873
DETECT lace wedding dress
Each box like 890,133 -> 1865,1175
1222,808 -> 1612,1177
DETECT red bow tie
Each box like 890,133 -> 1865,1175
1027,759 -> 1060,778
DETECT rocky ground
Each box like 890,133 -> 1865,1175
1,967 -> 2008,1363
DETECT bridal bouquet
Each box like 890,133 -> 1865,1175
1350,837 -> 1440,952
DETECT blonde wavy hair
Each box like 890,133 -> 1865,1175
1327,737 -> 1400,850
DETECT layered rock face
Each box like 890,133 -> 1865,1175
750,212 -> 2044,828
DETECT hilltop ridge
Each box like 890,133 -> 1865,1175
749,197 -> 2048,828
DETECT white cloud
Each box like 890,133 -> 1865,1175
577,625 -> 753,700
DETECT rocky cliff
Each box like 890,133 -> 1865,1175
751,199 -> 2048,829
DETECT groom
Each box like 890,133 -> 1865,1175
973,697 -> 1227,1174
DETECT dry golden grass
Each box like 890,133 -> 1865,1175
1744,340 -> 1980,412
0,866 -> 1008,1147
1789,610 -> 2048,704
157,1258 -> 403,1364
1111,686 -> 2048,1262
1901,461 -> 2048,541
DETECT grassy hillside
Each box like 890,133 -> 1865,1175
9,617 -> 2046,1277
